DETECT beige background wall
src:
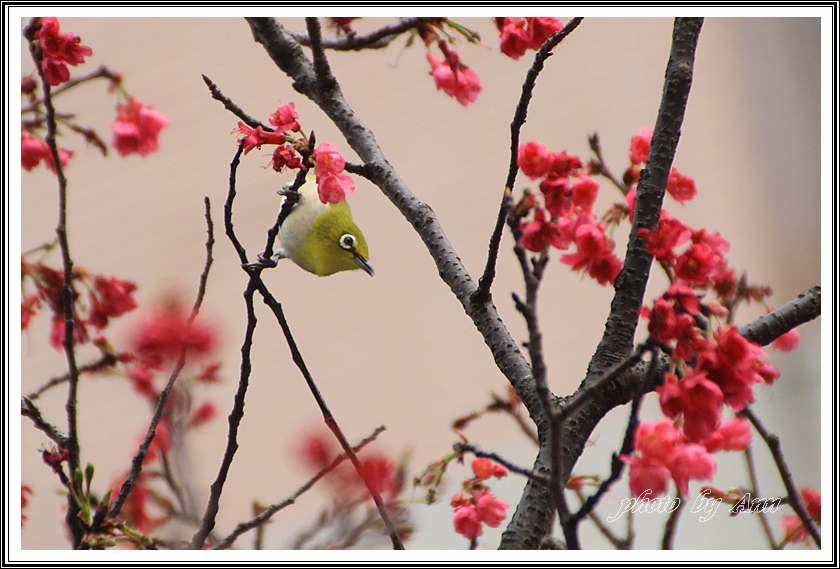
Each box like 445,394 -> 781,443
17,13 -> 823,552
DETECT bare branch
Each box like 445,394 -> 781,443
472,18 -> 584,304
290,18 -> 442,51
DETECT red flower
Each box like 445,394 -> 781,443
471,458 -> 508,480
549,151 -> 582,178
629,127 -> 653,165
356,454 -> 400,501
539,176 -> 572,218
35,17 -> 93,86
638,212 -> 691,264
771,328 -> 800,352
560,222 -> 623,285
268,101 -> 300,133
571,176 -> 599,211
674,243 -> 721,285
49,315 -> 89,351
703,418 -> 752,453
21,486 -> 33,526
112,97 -> 169,157
657,370 -> 723,443
89,275 -> 137,329
517,141 -> 555,179
187,402 -> 218,428
497,17 -> 564,60
271,145 -> 304,172
530,18 -> 565,47
519,209 -> 569,252
21,294 -> 40,330
453,504 -> 483,539
498,18 -> 532,60
782,488 -> 820,545
130,303 -> 216,366
127,366 -> 157,399
473,489 -> 508,527
696,326 -> 774,411
312,142 -> 355,204
21,132 -> 72,173
668,444 -> 716,495
236,123 -> 282,154
427,51 -> 482,107
297,430 -> 336,471
667,168 -> 698,204
622,454 -> 671,498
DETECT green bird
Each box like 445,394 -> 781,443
275,176 -> 374,277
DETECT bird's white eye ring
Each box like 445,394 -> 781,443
339,234 -> 356,250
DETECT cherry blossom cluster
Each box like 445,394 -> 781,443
516,140 -> 623,285
416,22 -> 483,107
235,102 -> 357,204
22,18 -> 169,173
34,17 -> 93,86
21,258 -> 138,351
613,127 -> 801,503
450,458 -> 509,541
495,17 -> 565,61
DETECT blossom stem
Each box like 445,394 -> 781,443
290,17 -> 442,51
472,17 -> 584,304
25,16 -> 85,547
740,406 -> 821,547
213,426 -> 386,550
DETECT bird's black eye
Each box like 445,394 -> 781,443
339,234 -> 356,250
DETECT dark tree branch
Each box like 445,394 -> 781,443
247,13 -> 544,447
738,286 -> 821,345
454,443 -> 549,487
290,18 -> 442,51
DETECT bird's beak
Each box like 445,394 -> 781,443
353,252 -> 375,276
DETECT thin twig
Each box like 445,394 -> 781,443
112,197 -> 215,523
472,17 -> 584,304
454,443 -> 550,487
26,352 -> 119,401
190,278 -> 258,549
201,74 -> 269,131
588,133 -> 629,195
572,488 -> 629,549
190,151 -> 254,549
21,396 -> 69,446
252,278 -> 405,550
21,65 -> 122,114
213,426 -> 386,550
743,445 -> 778,548
25,16 -> 85,547
741,406 -> 821,547
290,18 -> 442,51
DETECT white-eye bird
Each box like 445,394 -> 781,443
274,176 -> 374,277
